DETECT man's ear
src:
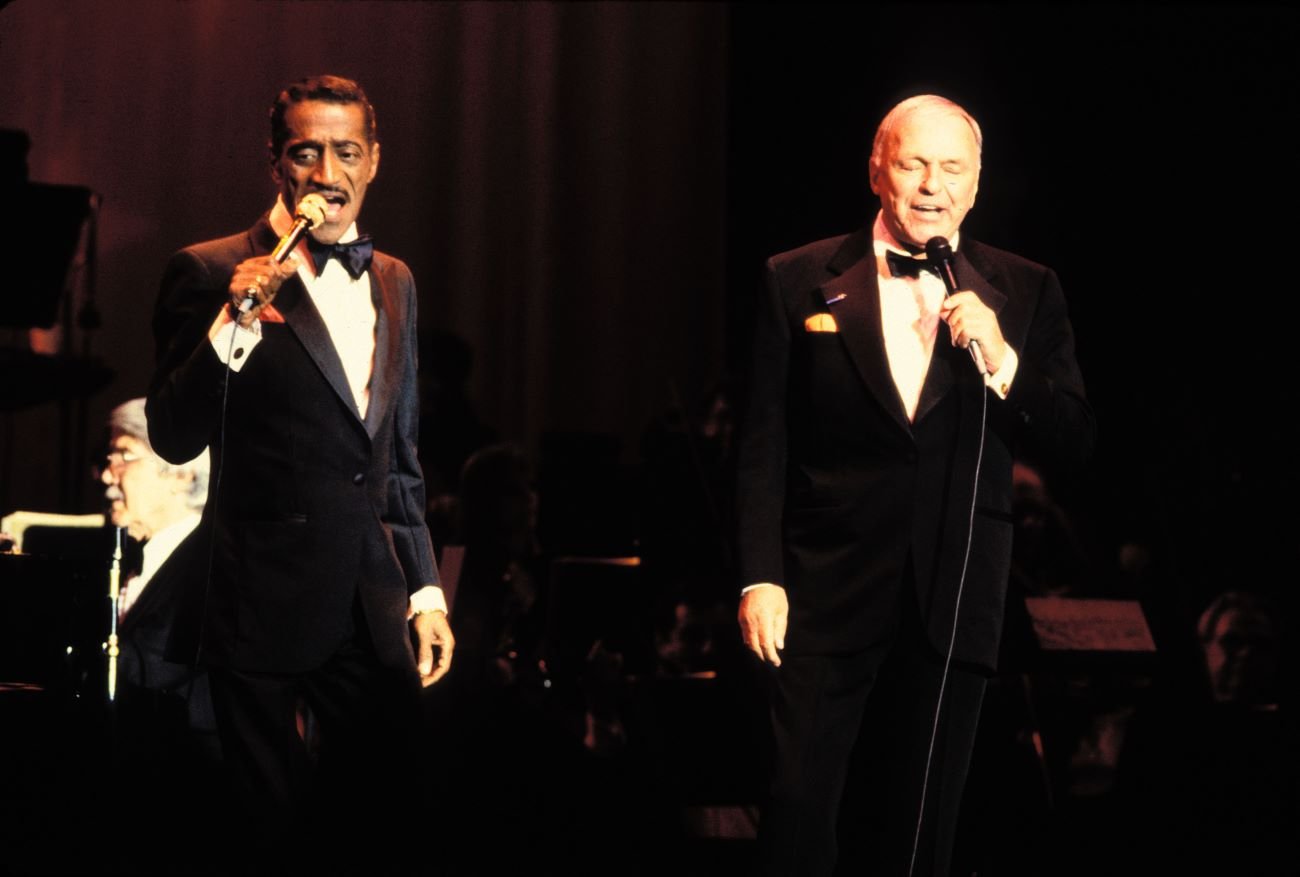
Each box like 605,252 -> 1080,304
169,468 -> 195,495
367,141 -> 381,184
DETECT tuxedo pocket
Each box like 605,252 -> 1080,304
803,313 -> 839,333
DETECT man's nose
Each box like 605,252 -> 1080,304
919,165 -> 942,194
311,150 -> 339,186
101,465 -> 116,486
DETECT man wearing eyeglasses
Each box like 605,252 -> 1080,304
102,399 -> 207,552
99,398 -> 222,873
102,398 -> 211,693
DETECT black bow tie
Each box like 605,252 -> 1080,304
306,235 -> 374,280
885,249 -> 940,280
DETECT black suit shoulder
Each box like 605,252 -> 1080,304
767,230 -> 874,279
370,248 -> 415,292
179,227 -> 258,265
767,233 -> 851,270
962,237 -> 1057,288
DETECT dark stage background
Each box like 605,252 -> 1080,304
2,1 -> 1297,874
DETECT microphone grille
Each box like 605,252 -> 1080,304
924,236 -> 953,262
296,193 -> 328,229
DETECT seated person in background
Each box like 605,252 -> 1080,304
101,397 -> 217,744
99,397 -> 224,875
454,442 -> 543,690
1114,589 -> 1294,873
1197,590 -> 1281,707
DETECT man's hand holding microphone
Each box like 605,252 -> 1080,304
227,193 -> 327,328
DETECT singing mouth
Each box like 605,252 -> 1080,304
313,190 -> 349,212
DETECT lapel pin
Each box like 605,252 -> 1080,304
825,292 -> 847,305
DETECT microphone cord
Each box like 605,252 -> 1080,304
193,312 -> 243,663
907,365 -> 988,877
185,200 -> 322,664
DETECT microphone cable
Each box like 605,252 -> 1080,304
188,196 -> 325,662
907,329 -> 990,877
191,314 -> 244,664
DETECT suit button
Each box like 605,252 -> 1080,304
352,473 -> 365,485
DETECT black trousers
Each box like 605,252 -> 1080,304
757,590 -> 988,877
208,632 -> 423,876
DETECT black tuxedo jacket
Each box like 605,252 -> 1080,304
146,216 -> 438,674
735,230 -> 1093,669
118,529 -> 217,732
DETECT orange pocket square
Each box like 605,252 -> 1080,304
804,313 -> 838,333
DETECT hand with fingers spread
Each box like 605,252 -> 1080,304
739,584 -> 789,667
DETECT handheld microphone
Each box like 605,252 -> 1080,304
238,193 -> 328,314
925,236 -> 987,375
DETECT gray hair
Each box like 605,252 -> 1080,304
870,94 -> 983,171
107,398 -> 210,511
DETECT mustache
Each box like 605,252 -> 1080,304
104,485 -> 124,504
308,185 -> 348,200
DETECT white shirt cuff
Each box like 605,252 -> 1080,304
741,582 -> 781,596
409,585 -> 448,616
208,308 -> 263,372
985,346 -> 1019,399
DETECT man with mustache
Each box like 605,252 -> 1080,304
736,94 -> 1094,874
146,75 -> 452,871
98,397 -> 224,872
101,397 -> 214,731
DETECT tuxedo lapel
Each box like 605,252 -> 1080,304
245,216 -> 369,427
364,260 -> 403,439
955,246 -> 1008,316
915,321 -> 959,425
275,275 -> 364,424
818,250 -> 912,436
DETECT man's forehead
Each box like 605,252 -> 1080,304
887,108 -> 979,152
283,101 -> 370,139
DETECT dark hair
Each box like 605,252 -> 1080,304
268,74 -> 377,159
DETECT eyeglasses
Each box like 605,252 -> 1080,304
103,449 -> 143,470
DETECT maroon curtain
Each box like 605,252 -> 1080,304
0,0 -> 727,512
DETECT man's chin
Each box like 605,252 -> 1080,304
901,224 -> 957,249
310,222 -> 348,246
